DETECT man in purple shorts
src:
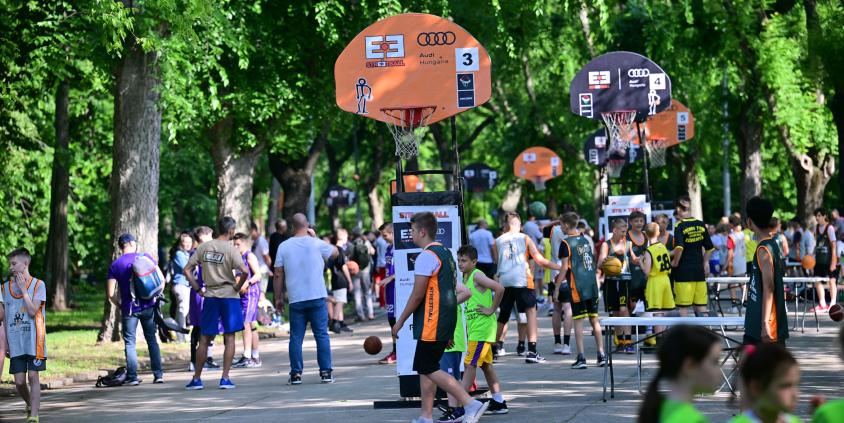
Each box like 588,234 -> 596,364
376,222 -> 397,364
232,233 -> 263,368
188,226 -> 224,372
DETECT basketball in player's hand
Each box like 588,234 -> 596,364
364,336 -> 383,355
829,304 -> 844,322
347,261 -> 360,276
603,257 -> 623,277
802,255 -> 816,270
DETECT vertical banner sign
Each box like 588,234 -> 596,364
601,195 -> 654,240
393,205 -> 464,377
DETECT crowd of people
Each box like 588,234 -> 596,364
1,193 -> 843,423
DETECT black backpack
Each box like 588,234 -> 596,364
96,367 -> 127,387
349,239 -> 370,269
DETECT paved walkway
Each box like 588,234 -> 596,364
2,302 -> 842,422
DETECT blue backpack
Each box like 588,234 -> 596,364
131,254 -> 164,300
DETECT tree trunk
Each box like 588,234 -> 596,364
671,148 -> 703,220
830,92 -> 844,212
98,40 -> 162,344
736,100 -> 763,218
325,140 -> 352,231
498,181 -> 522,228
362,133 -> 388,231
430,122 -> 455,190
266,177 -> 280,238
210,113 -> 267,234
45,80 -> 70,311
593,170 -> 605,230
268,121 -> 330,225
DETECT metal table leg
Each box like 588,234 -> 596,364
602,325 -> 611,402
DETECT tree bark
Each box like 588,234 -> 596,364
209,112 -> 267,234
268,121 -> 330,225
99,38 -> 162,344
45,80 -> 70,311
832,93 -> 844,212
430,122 -> 455,191
324,140 -> 353,231
266,177 -> 280,238
498,181 -> 522,228
671,148 -> 703,220
361,133 -> 388,231
736,100 -> 763,218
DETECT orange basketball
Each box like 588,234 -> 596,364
364,336 -> 383,355
603,257 -> 623,277
802,255 -> 816,270
346,260 -> 360,276
829,304 -> 844,322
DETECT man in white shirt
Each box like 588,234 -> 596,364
274,214 -> 341,385
469,219 -> 496,278
251,223 -> 273,301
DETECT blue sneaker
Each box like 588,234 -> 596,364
220,378 -> 236,389
185,378 -> 203,390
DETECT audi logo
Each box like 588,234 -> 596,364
628,69 -> 650,77
417,32 -> 456,46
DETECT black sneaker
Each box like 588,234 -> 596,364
571,356 -> 587,369
485,399 -> 509,414
205,358 -> 221,370
330,321 -> 342,334
320,370 -> 335,383
122,378 -> 141,386
525,351 -> 546,363
232,356 -> 251,368
340,322 -> 353,333
492,350 -> 499,363
597,353 -> 608,367
436,405 -> 464,423
516,344 -> 526,356
287,373 -> 302,385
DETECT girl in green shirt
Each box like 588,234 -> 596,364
638,325 -> 723,423
810,323 -> 844,423
729,344 -> 802,423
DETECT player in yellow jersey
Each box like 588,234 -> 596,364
641,223 -> 674,336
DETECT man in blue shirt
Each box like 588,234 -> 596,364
107,234 -> 167,385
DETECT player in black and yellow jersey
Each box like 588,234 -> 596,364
670,196 -> 715,317
595,218 -> 634,353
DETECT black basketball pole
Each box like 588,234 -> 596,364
637,121 -> 650,201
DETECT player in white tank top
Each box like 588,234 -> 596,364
496,232 -> 531,288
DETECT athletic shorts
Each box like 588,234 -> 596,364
388,317 -> 396,328
439,351 -> 463,379
240,283 -> 261,323
572,297 -> 600,319
496,287 -> 537,324
259,273 -> 270,293
375,267 -> 386,283
333,288 -> 348,303
629,287 -> 646,305
201,297 -> 244,335
674,282 -> 708,307
645,279 -> 675,312
814,264 -> 839,279
709,261 -> 721,276
604,279 -> 630,312
9,355 -> 46,374
413,340 -> 449,375
465,341 -> 493,367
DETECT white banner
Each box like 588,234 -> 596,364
392,205 -> 463,376
600,195 -> 654,240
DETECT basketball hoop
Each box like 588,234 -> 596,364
608,159 -> 625,179
381,106 -> 436,159
645,137 -> 669,168
532,176 -> 547,191
601,110 -> 637,154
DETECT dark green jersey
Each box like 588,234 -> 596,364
604,238 -> 632,281
412,243 -> 458,342
745,237 -> 789,342
627,231 -> 648,289
559,231 -> 599,302
673,218 -> 715,282
815,224 -> 834,264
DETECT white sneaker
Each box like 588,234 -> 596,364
547,308 -> 554,316
554,343 -> 563,354
729,306 -> 739,314
561,344 -> 571,355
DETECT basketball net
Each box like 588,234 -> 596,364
608,159 -> 625,179
601,110 -> 637,154
532,176 -> 546,191
645,137 -> 669,168
381,106 -> 436,159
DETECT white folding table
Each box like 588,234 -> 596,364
599,316 -> 745,402
706,277 -> 828,332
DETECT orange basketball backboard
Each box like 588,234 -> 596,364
513,147 -> 563,182
335,13 -> 491,125
390,175 -> 425,194
644,99 -> 695,147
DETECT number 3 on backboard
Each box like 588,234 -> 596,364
455,48 -> 479,72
